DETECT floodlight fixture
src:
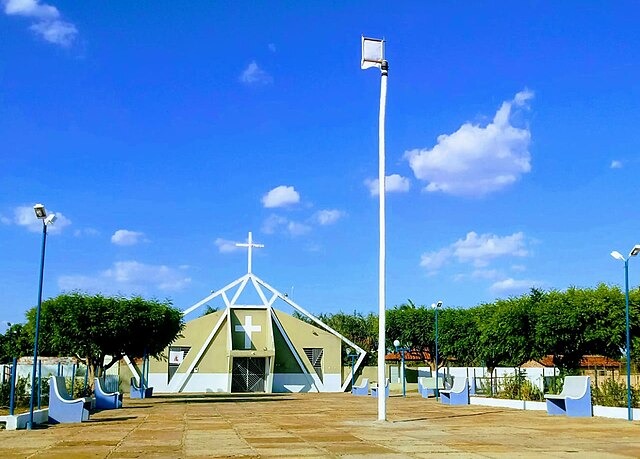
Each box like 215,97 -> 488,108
630,245 -> 640,257
33,204 -> 46,219
44,214 -> 57,226
611,251 -> 625,262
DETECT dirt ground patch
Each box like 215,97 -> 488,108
1,392 -> 638,458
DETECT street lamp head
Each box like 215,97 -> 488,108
393,339 -> 400,348
629,245 -> 640,257
44,214 -> 56,226
432,301 -> 443,309
611,251 -> 626,262
33,204 -> 46,219
346,347 -> 352,355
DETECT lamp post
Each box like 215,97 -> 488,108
432,301 -> 443,400
27,203 -> 56,430
361,35 -> 389,421
611,245 -> 639,422
393,339 -> 409,397
346,347 -> 358,392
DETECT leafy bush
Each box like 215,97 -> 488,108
497,371 -> 544,401
592,379 -> 639,408
1,376 -> 50,410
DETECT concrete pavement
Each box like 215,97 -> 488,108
1,392 -> 638,458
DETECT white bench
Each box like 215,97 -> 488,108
352,378 -> 369,396
371,378 -> 390,398
48,376 -> 92,424
440,376 -> 469,405
419,376 -> 445,398
544,376 -> 592,417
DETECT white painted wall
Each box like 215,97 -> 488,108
150,372 -> 229,393
271,373 -> 341,392
322,373 -> 342,392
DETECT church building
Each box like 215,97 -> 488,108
130,233 -> 366,393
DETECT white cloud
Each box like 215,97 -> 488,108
240,61 -> 273,85
261,214 -> 311,237
313,209 -> 345,225
610,160 -> 623,169
0,214 -> 11,225
453,232 -> 528,267
73,228 -> 99,237
262,185 -> 300,208
404,90 -> 533,197
12,205 -> 71,234
420,231 -> 529,274
58,261 -> 191,294
490,278 -> 542,296
262,214 -> 288,234
287,221 -> 311,236
215,238 -> 240,253
111,229 -> 146,246
3,0 -> 78,46
420,248 -> 452,274
471,269 -> 500,280
511,264 -> 526,272
364,174 -> 411,196
268,43 -> 276,52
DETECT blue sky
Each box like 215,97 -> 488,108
1,1 -> 640,329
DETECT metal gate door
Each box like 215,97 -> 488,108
231,357 -> 266,392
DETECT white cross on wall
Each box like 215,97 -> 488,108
234,315 -> 261,349
235,231 -> 264,274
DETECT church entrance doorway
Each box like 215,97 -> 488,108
231,357 -> 266,392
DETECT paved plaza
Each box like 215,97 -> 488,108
1,392 -> 638,458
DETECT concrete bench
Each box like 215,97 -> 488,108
48,376 -> 91,424
95,377 -> 123,409
544,376 -> 592,417
352,378 -> 369,396
440,376 -> 469,405
371,378 -> 390,398
130,377 -> 153,399
419,376 -> 445,398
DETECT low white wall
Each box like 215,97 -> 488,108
1,408 -> 49,430
593,405 -> 640,420
471,396 -> 639,419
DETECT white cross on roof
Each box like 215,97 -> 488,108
235,231 -> 264,274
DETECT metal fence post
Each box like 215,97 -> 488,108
70,363 -> 76,397
37,359 -> 42,409
9,357 -> 17,416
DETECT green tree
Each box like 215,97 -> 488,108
534,285 -> 626,371
24,293 -> 184,384
439,307 -> 481,367
295,310 -> 379,365
0,323 -> 33,364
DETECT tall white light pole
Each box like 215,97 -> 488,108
361,36 -> 388,421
